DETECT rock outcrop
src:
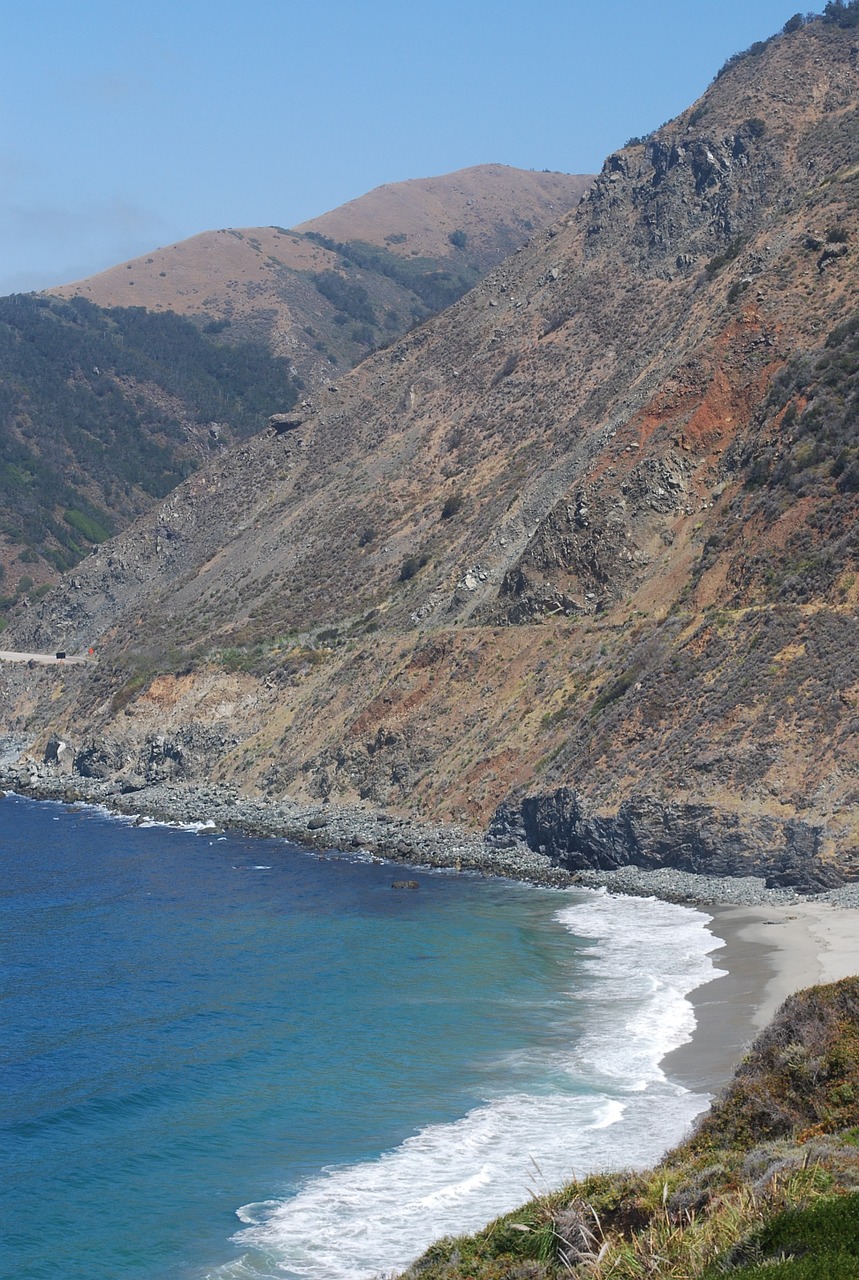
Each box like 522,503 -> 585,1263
488,788 -> 840,893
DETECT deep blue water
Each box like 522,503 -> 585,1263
1,795 -> 722,1280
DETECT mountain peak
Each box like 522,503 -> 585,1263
47,164 -> 591,388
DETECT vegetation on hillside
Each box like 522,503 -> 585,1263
752,306 -> 859,500
715,0 -> 859,81
0,294 -> 295,606
398,981 -> 859,1280
4,10 -> 858,855
304,231 -> 481,327
689,299 -> 859,611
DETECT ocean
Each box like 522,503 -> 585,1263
1,793 -> 724,1280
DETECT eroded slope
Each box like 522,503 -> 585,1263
6,21 -> 859,882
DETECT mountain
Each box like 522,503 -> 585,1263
4,14 -> 859,886
0,167 -> 589,616
47,166 -> 592,391
0,296 -> 298,611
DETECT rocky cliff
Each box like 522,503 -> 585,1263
4,18 -> 859,886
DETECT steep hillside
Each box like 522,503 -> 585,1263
48,166 -> 591,390
0,295 -> 296,616
1,168 -> 588,619
397,979 -> 859,1280
5,16 -> 859,884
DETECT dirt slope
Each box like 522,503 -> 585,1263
294,165 -> 586,264
7,19 -> 859,883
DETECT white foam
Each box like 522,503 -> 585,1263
222,1086 -> 699,1280
556,892 -> 726,1090
206,890 -> 724,1280
111,814 -> 214,833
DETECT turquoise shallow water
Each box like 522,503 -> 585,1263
1,794 -> 722,1280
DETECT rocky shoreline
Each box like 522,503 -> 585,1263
5,752 -> 859,910
0,762 -> 574,888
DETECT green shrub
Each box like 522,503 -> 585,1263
350,323 -> 375,346
399,553 -> 429,581
0,293 -> 298,573
441,492 -> 464,520
590,670 -> 637,715
706,1194 -> 859,1278
822,0 -> 859,28
715,36 -> 773,80
313,271 -> 376,325
706,237 -> 745,278
305,231 -> 480,314
63,508 -> 111,543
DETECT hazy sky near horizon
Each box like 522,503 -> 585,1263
2,0 -> 807,295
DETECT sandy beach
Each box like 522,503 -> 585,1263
664,900 -> 859,1094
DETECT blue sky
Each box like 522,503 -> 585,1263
1,0 -> 808,295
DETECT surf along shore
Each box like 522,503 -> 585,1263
4,757 -> 859,1108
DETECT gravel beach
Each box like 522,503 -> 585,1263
4,761 -> 859,908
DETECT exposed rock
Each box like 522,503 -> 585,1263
43,736 -> 74,775
269,413 -> 305,434
3,21 -> 859,888
75,740 -> 128,779
488,788 -> 842,893
139,735 -> 185,783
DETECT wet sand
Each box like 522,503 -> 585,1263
664,901 -> 859,1095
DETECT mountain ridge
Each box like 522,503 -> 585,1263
0,167 -> 589,615
47,165 -> 592,390
4,17 -> 859,885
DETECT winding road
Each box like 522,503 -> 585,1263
0,650 -> 94,665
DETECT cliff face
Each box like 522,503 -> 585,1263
487,790 -> 840,892
4,21 -> 859,883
